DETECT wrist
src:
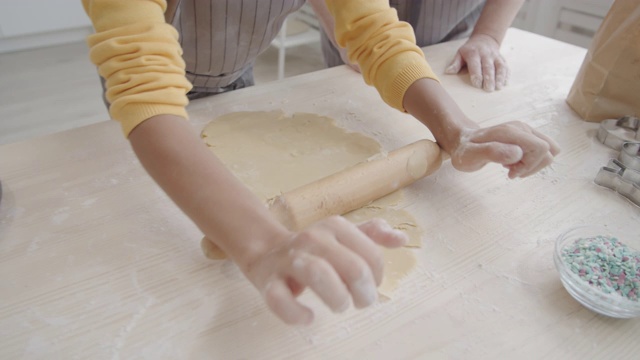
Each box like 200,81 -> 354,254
470,31 -> 502,47
217,221 -> 291,274
403,78 -> 478,153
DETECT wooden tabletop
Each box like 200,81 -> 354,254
1,28 -> 638,359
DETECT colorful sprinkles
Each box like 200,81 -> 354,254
562,235 -> 640,301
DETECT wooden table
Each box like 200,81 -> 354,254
1,28 -> 638,359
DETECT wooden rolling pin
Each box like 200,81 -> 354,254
201,139 -> 443,259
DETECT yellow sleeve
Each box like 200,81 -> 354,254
325,0 -> 439,112
82,0 -> 193,137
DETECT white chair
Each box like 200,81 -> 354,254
270,4 -> 320,80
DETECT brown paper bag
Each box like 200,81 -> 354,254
566,0 -> 640,122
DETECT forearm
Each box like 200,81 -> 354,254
403,79 -> 477,153
128,115 -> 289,270
473,0 -> 525,44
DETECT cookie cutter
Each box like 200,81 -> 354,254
594,131 -> 640,206
619,142 -> 640,171
596,115 -> 640,150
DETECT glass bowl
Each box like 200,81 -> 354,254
554,225 -> 640,318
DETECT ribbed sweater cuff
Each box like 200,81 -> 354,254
115,104 -> 189,137
387,63 -> 440,112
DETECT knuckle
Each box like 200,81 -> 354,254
305,257 -> 330,276
263,282 -> 281,303
532,140 -> 550,157
294,230 -> 317,248
541,140 -> 551,152
324,215 -> 347,227
343,259 -> 369,284
367,217 -> 387,230
459,47 -> 474,57
544,152 -> 555,165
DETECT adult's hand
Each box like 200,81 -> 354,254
445,33 -> 509,92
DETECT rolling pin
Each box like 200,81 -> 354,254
201,139 -> 443,259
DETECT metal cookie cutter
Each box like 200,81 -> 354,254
594,155 -> 640,206
619,142 -> 640,171
596,115 -> 640,150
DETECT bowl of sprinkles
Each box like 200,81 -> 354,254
554,225 -> 640,318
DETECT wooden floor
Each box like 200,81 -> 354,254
0,39 -> 324,145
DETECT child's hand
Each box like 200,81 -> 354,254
445,33 -> 509,92
241,217 -> 408,325
450,122 -> 561,178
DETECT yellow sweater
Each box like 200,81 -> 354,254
82,0 -> 438,137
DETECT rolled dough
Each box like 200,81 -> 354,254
201,111 -> 422,297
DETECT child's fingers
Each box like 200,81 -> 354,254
302,239 -> 378,308
452,140 -> 520,172
308,218 -> 380,307
530,127 -> 561,155
457,123 -> 558,178
470,124 -> 551,161
522,153 -> 555,177
263,280 -> 314,326
357,218 -> 408,248
511,151 -> 554,178
288,253 -> 351,313
283,217 -> 379,308
461,142 -> 523,170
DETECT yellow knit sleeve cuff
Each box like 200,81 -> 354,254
383,60 -> 440,112
115,104 -> 189,137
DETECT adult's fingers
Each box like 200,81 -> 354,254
494,57 -> 509,90
263,280 -> 313,325
465,53 -> 483,89
445,52 -> 464,74
481,57 -> 496,92
357,218 -> 408,248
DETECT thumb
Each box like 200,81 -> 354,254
445,53 -> 464,74
479,142 -> 523,166
357,218 -> 408,248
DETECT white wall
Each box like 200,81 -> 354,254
0,0 -> 92,53
513,0 -> 615,48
